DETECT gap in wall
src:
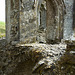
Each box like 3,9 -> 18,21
0,0 -> 5,39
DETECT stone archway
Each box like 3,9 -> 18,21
46,0 -> 65,44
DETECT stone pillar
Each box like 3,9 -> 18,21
6,0 -> 38,44
6,0 -> 20,43
6,0 -> 11,43
10,0 -> 20,41
63,0 -> 74,40
46,0 -> 56,43
20,0 -> 38,43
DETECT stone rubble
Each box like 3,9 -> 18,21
0,40 -> 67,75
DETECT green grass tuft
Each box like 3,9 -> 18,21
0,21 -> 5,38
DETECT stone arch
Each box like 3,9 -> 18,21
46,0 -> 65,44
37,0 -> 60,44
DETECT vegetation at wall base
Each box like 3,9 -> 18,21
0,21 -> 5,38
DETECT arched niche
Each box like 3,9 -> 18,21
46,0 -> 65,44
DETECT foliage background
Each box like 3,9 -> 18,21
0,21 -> 5,38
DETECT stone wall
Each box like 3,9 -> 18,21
10,0 -> 20,41
6,0 -> 11,43
6,0 -> 20,42
6,0 -> 38,43
63,0 -> 74,40
6,0 -> 66,44
20,0 -> 37,43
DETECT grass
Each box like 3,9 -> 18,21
0,21 -> 5,38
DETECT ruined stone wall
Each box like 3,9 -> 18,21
6,0 -> 38,43
6,0 -> 46,43
6,0 -> 66,44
